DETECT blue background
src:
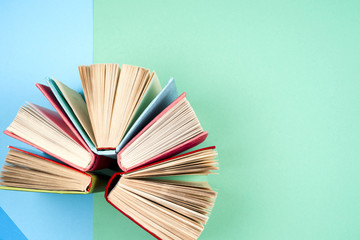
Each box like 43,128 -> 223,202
0,1 -> 93,239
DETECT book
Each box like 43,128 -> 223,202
37,67 -> 179,157
117,92 -> 209,171
0,146 -> 106,194
79,64 -> 162,150
105,147 -> 218,240
4,103 -> 112,172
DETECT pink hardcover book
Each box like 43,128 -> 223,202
4,85 -> 113,172
117,92 -> 208,172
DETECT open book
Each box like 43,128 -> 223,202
105,147 -> 218,240
117,92 -> 208,171
0,146 -> 105,194
4,103 -> 112,171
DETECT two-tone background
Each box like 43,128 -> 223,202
1,0 -> 360,239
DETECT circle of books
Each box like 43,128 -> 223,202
0,64 -> 218,240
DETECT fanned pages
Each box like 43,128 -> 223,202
106,147 -> 218,240
0,147 -> 95,194
3,103 -> 110,171
78,64 -> 160,150
118,93 -> 208,171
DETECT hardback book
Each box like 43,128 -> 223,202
105,146 -> 218,240
117,92 -> 208,171
4,103 -> 112,172
0,146 -> 106,194
37,64 -> 179,158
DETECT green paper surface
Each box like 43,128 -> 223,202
93,0 -> 360,239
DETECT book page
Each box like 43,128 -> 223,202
107,177 -> 217,239
124,72 -> 162,134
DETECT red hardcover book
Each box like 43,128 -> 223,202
106,146 -> 218,240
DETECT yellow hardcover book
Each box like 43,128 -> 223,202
0,146 -> 107,194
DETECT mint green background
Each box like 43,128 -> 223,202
93,1 -> 360,239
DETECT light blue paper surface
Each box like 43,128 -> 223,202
0,1 -> 93,240
0,207 -> 27,240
